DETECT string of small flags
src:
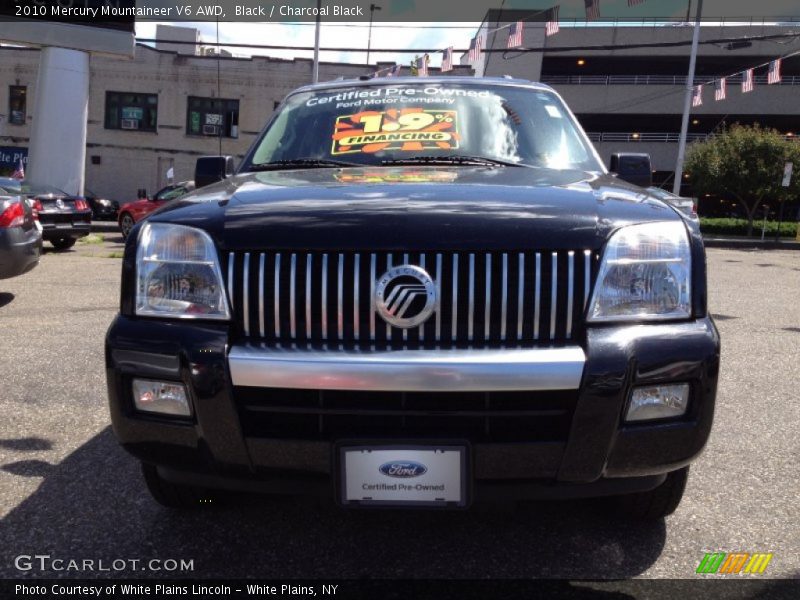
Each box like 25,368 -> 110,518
368,0 -> 658,77
691,54 -> 792,107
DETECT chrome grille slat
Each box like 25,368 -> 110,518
451,254 -> 458,342
337,253 -> 344,341
305,254 -> 312,339
321,254 -> 328,340
243,253 -> 251,337
258,253 -> 265,338
418,254 -> 425,341
484,253 -> 491,342
369,253 -> 376,341
354,254 -> 360,341
231,249 -> 592,346
290,253 -> 297,339
501,253 -> 508,342
516,253 -> 524,340
534,252 -> 541,340
402,253 -> 409,343
435,253 -> 442,342
227,252 -> 235,311
273,253 -> 281,338
550,252 -> 558,341
385,254 -> 393,340
567,251 -> 574,338
468,253 -> 475,342
584,249 -> 592,309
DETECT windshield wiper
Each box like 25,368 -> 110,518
380,155 -> 526,168
248,158 -> 362,171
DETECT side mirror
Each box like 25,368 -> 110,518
137,188 -> 148,199
195,156 -> 235,189
609,153 -> 653,188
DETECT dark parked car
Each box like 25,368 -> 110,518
0,181 -> 91,250
106,78 -> 720,518
0,192 -> 41,279
117,181 -> 195,240
85,189 -> 120,221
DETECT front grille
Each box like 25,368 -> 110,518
225,250 -> 595,348
235,387 -> 577,443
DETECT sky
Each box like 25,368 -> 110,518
134,21 -> 481,68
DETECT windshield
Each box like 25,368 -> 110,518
245,83 -> 601,171
154,185 -> 190,201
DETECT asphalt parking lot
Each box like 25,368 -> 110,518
0,234 -> 798,581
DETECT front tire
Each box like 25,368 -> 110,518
119,213 -> 135,240
141,463 -> 215,509
612,467 -> 689,520
51,237 -> 77,251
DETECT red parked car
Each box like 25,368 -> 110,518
117,181 -> 194,239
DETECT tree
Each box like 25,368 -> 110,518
685,124 -> 800,236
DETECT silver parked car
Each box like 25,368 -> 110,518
0,191 -> 42,279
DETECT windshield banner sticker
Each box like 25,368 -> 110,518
331,108 -> 459,155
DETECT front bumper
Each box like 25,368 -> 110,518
0,226 -> 41,279
106,316 -> 720,499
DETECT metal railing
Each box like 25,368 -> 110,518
586,132 -> 798,143
542,75 -> 800,86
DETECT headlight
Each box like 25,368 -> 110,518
135,222 -> 230,320
588,221 -> 691,322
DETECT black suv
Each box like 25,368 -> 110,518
106,77 -> 719,518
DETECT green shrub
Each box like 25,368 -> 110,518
699,218 -> 797,237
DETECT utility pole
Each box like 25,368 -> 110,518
366,3 -> 381,66
312,0 -> 321,83
673,0 -> 704,195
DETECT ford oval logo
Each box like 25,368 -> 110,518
379,461 -> 428,478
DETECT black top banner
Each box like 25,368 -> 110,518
2,0 -> 800,24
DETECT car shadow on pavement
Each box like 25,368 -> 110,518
1,428 -> 666,580
0,292 -> 13,308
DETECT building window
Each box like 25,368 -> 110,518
105,91 -> 158,132
8,86 -> 26,125
186,97 -> 239,138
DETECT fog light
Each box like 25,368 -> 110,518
625,384 -> 689,422
132,379 -> 191,417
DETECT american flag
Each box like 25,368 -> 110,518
585,0 -> 600,21
692,84 -> 703,107
11,158 -> 25,180
468,33 -> 484,66
627,0 -> 645,6
714,78 -> 726,101
545,6 -> 560,37
441,47 -> 453,72
415,54 -> 429,77
767,59 -> 782,84
507,21 -> 524,49
741,68 -> 754,93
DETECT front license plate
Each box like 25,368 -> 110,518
339,445 -> 467,508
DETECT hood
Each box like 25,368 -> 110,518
151,166 -> 681,252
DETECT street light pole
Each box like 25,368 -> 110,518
366,3 -> 381,66
673,0 -> 704,195
312,0 -> 321,83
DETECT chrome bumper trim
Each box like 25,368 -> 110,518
228,345 -> 586,392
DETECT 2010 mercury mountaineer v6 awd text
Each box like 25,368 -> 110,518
106,77 -> 720,519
